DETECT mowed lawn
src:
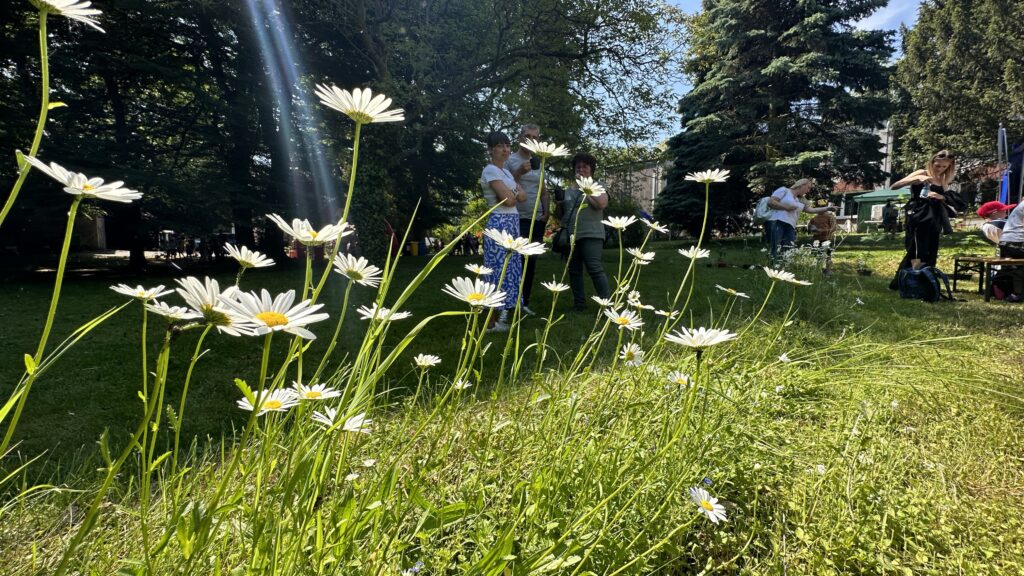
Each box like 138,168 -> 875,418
0,232 -> 1021,464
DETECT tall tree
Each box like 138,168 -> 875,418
892,0 -> 1024,173
655,0 -> 893,235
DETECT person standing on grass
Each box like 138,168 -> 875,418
882,200 -> 899,238
506,124 -> 549,316
890,150 -> 964,277
480,131 -> 526,332
556,152 -> 610,311
766,178 -> 836,261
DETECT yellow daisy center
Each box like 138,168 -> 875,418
466,292 -> 486,303
82,183 -> 95,191
348,111 -> 374,124
309,230 -> 319,239
701,500 -> 714,511
263,399 -> 283,410
303,391 -> 322,399
256,311 -> 289,327
348,270 -> 363,280
616,317 -> 630,325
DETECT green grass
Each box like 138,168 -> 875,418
1,231 -> 1023,574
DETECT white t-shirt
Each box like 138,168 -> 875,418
480,164 -> 519,215
767,186 -> 803,227
1000,203 -> 1024,244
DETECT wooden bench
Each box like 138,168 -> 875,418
952,256 -> 1024,302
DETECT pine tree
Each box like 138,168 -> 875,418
655,0 -> 893,235
892,0 -> 1024,172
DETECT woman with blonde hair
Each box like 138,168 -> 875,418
890,150 -> 965,275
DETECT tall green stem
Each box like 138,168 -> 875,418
0,197 -> 79,453
310,122 -> 362,306
172,325 -> 213,474
0,11 -> 49,231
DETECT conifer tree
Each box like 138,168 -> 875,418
656,0 -> 893,234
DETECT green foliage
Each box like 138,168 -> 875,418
655,0 -> 894,235
892,0 -> 1024,172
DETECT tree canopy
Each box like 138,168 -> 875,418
0,0 -> 684,262
891,0 -> 1024,173
655,0 -> 894,235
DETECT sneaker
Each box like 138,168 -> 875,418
521,305 -> 536,316
486,321 -> 510,333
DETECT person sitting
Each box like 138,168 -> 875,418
996,202 -> 1024,302
807,199 -> 837,243
977,200 -> 1015,245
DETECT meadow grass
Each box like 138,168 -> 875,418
1,231 -> 1022,574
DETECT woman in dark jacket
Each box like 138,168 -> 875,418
891,150 -> 964,273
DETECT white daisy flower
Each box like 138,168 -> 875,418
22,156 -> 141,203
667,371 -> 692,386
465,263 -> 493,275
292,382 -> 341,400
413,353 -> 441,368
619,343 -> 644,367
855,297 -> 865,306
641,219 -> 669,233
627,248 -> 655,264
175,277 -> 253,336
357,302 -> 412,322
482,228 -> 546,256
689,486 -> 728,523
110,284 -> 171,302
684,169 -> 730,184
678,246 -> 710,259
778,353 -> 791,363
224,243 -> 274,268
603,308 -> 643,331
311,407 -> 339,429
343,412 -> 373,434
237,389 -> 299,416
715,285 -> 749,299
763,267 -> 813,285
344,472 -> 360,482
591,296 -> 614,307
775,385 -> 785,393
31,0 -> 104,32
145,301 -> 201,321
219,289 -> 328,340
541,280 -> 570,292
333,253 -> 382,287
442,277 -> 506,308
361,459 -> 377,467
314,84 -> 404,124
519,138 -> 570,159
453,379 -> 473,390
267,213 -> 351,246
575,177 -> 606,197
665,327 -> 738,350
654,309 -> 679,319
601,215 -> 637,230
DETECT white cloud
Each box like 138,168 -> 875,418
855,1 -> 921,31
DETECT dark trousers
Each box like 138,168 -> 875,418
519,218 -> 546,306
767,220 -> 796,260
568,237 -> 611,307
998,243 -> 1024,295
898,222 -> 941,270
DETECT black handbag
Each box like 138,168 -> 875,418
552,193 -> 584,254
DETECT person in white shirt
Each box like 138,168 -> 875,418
766,178 -> 836,260
480,131 -> 527,332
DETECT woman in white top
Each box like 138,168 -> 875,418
480,131 -> 527,331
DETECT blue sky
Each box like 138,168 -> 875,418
668,0 -> 923,30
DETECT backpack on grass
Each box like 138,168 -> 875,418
897,266 -> 953,302
753,196 -> 772,224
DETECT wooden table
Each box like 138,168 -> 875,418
952,256 -> 1024,301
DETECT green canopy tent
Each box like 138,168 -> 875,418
851,189 -> 912,232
